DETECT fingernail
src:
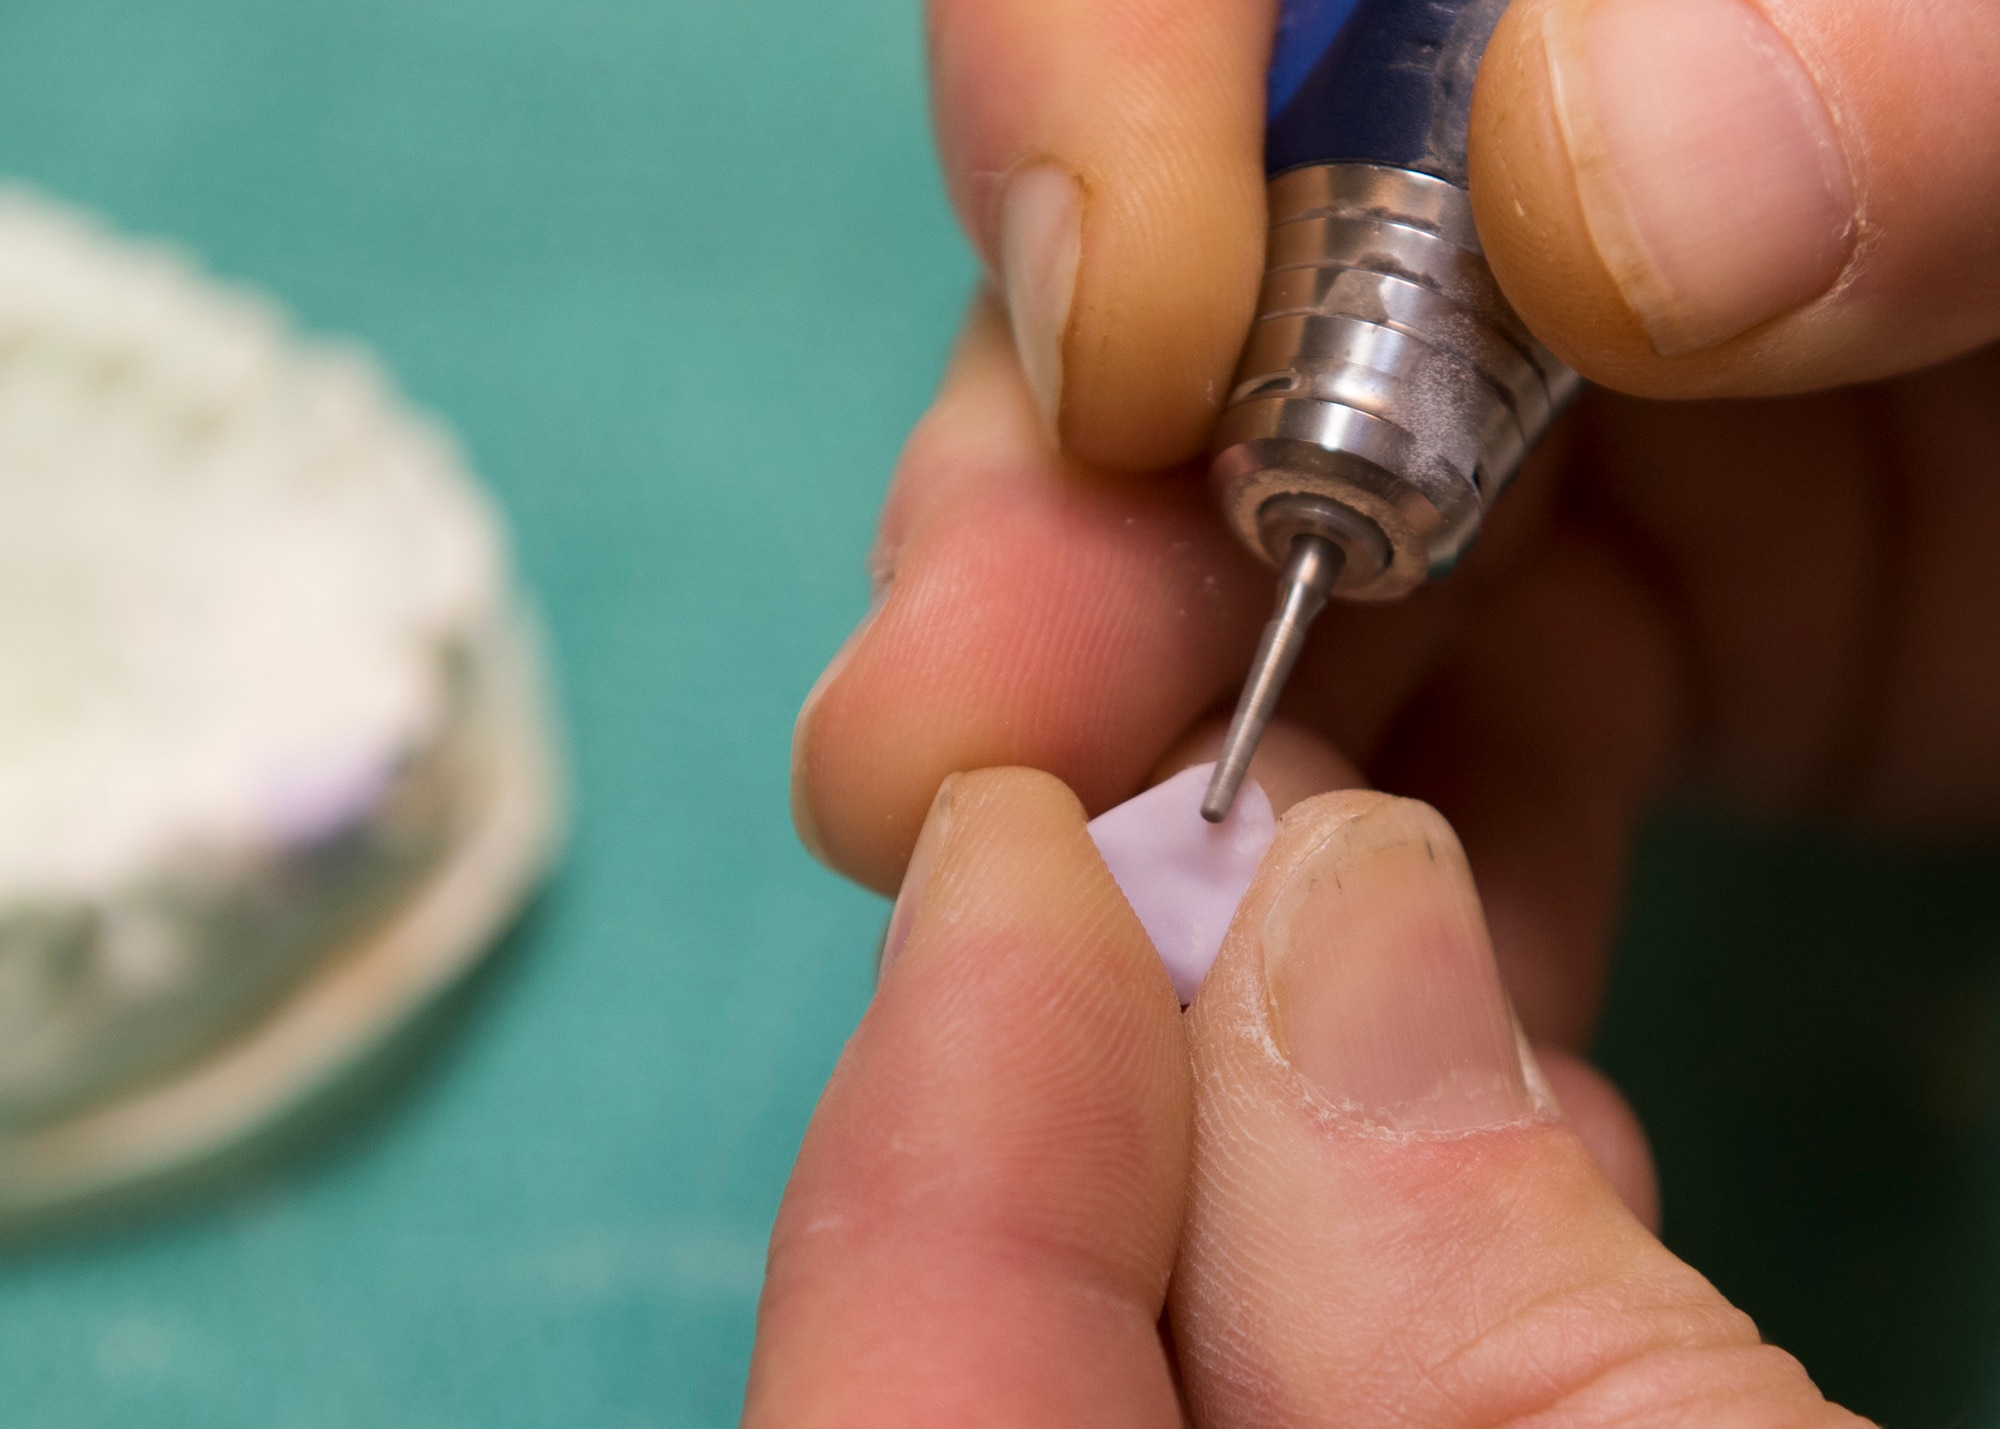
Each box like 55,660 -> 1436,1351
998,163 -> 1081,439
790,580 -> 893,864
880,775 -> 956,977
1544,0 -> 1855,355
1262,797 -> 1549,1133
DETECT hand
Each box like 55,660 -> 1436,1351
792,0 -> 2000,1049
746,768 -> 1866,1427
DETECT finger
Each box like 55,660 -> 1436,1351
792,298 -> 1271,893
746,768 -> 1189,1428
1151,714 -> 1663,1234
1580,389 -> 1886,814
792,298 -> 1565,896
1175,791 -> 1862,1429
1858,345 -> 2000,826
929,0 -> 1271,470
1537,1045 -> 1662,1234
1587,347 -> 2000,828
1472,0 -> 2000,396
1373,524 -> 1684,1047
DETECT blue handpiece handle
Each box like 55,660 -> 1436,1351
1265,0 -> 1509,183
1202,0 -> 1576,818
1210,0 -> 1578,600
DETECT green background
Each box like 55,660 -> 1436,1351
0,1 -> 1993,1424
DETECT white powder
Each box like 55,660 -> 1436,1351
0,192 -> 501,900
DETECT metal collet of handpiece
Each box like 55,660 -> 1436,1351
1201,0 -> 1582,821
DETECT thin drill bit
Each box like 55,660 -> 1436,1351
1201,534 -> 1344,822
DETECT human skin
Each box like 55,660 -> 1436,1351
795,0 -> 2000,1045
775,0 -> 2000,1419
746,770 -> 1856,1426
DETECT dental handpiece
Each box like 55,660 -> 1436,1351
1200,0 -> 1582,821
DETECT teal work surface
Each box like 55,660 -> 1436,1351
0,2 -> 1996,1426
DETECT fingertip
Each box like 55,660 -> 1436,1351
932,0 -> 1271,472
1475,0 -> 2000,398
1055,152 -> 1266,471
892,764 -> 1186,1031
793,427 -> 1267,899
1168,790 -> 1843,1429
1479,0 -> 1861,379
787,608 -> 902,893
1470,0 -> 1671,389
896,765 -> 1091,933
751,763 -> 1190,1427
952,761 -> 1089,822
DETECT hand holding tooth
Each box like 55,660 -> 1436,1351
747,769 -> 1858,1428
772,0 -> 2000,1418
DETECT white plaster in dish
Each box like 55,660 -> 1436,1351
1087,763 -> 1277,1004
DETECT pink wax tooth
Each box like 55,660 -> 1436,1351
1086,763 -> 1278,1005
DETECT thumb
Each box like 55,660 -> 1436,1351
1175,791 -> 1867,1429
1471,0 -> 2000,397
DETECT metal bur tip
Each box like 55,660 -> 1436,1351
1200,535 -> 1344,823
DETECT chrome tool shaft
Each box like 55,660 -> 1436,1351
1199,2 -> 1584,821
1201,534 -> 1344,823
